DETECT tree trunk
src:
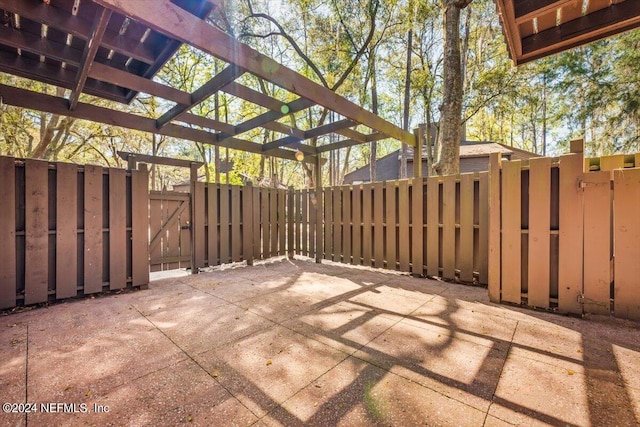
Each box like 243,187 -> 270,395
434,0 -> 472,176
401,28 -> 412,179
369,53 -> 378,182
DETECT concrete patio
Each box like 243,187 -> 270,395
1,258 -> 639,427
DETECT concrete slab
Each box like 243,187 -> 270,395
0,259 -> 638,426
353,318 -> 505,412
0,322 -> 27,427
194,325 -> 349,417
282,301 -> 400,355
264,356 -> 487,427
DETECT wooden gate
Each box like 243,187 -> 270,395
490,141 -> 640,320
149,191 -> 192,271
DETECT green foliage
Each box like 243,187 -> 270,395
2,0 -> 640,186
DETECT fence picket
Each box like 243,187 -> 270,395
613,168 -> 640,320
528,157 -> 551,308
501,160 -> 522,304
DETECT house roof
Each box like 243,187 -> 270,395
495,0 -> 640,65
404,141 -> 539,160
344,140 -> 540,183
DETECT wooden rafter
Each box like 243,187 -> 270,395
496,0 -> 640,65
156,64 -> 244,128
68,6 -> 112,110
93,0 -> 416,146
0,0 -> 156,64
0,50 -> 126,102
117,151 -> 204,168
0,83 -> 315,161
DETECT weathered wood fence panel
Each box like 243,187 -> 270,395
493,144 -> 640,320
303,176 -> 488,284
0,156 -> 149,309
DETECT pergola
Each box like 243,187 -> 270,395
0,0 -> 417,167
495,0 -> 640,65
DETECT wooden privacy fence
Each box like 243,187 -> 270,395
0,156 -> 149,310
491,144 -> 640,320
289,176 -> 490,284
189,183 -> 293,269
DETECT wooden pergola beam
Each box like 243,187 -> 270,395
304,119 -> 356,139
335,128 -> 367,143
222,81 -> 284,112
222,97 -> 314,139
89,62 -> 192,105
93,0 -> 416,146
0,0 -> 156,64
156,64 -> 244,128
68,7 -> 112,110
0,24 -> 85,65
262,121 -> 306,140
117,151 -> 204,169
0,83 -> 305,162
0,50 -> 126,102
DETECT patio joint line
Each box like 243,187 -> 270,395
483,320 -> 519,427
130,305 -> 264,421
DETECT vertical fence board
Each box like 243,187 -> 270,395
613,168 -> 640,320
309,190 -> 316,258
342,186 -> 351,264
374,183 -> 385,268
333,188 -> 342,262
270,189 -> 278,257
442,176 -> 456,280
324,188 -> 332,260
426,177 -> 439,277
207,184 -> 219,266
600,154 -> 625,171
149,195 -> 161,271
231,185 -> 241,262
220,185 -> 230,263
411,178 -> 424,276
24,159 -> 49,304
0,157 -> 16,308
243,184 -> 254,265
131,167 -> 149,286
295,190 -> 301,255
459,174 -> 474,282
302,190 -> 308,256
55,163 -> 77,298
385,181 -> 397,270
558,154 -> 583,314
108,168 -> 127,290
363,185 -> 373,266
478,172 -> 489,284
287,188 -> 294,258
583,171 -> 612,315
252,187 -> 260,259
261,189 -> 269,259
352,186 -> 361,265
488,154 -> 502,302
194,182 -> 206,269
528,158 -> 551,308
278,189 -> 286,256
398,180 -> 410,272
501,160 -> 522,304
83,165 -> 103,294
